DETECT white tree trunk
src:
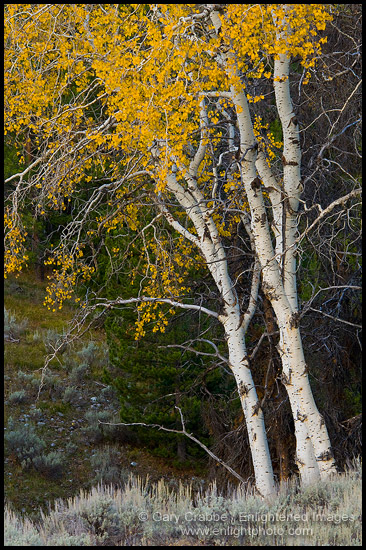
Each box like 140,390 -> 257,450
272,52 -> 337,480
276,328 -> 320,484
162,153 -> 276,497
223,306 -> 275,497
209,6 -> 337,484
275,308 -> 337,480
223,305 -> 276,497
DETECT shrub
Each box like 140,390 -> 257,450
29,407 -> 43,421
90,446 -> 129,486
81,410 -> 122,443
17,369 -> 39,386
33,451 -> 65,480
77,341 -> 99,367
78,494 -> 121,543
65,441 -> 78,455
31,329 -> 42,343
4,417 -> 46,468
4,307 -> 28,341
16,370 -> 41,398
42,328 -> 67,354
40,531 -> 96,546
70,363 -> 89,385
63,386 -> 80,406
99,385 -> 119,406
6,390 -> 28,405
4,506 -> 42,546
82,409 -> 135,445
40,371 -> 64,399
4,463 -> 362,546
42,328 -> 59,352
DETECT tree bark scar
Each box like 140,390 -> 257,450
296,456 -> 305,467
241,354 -> 249,365
289,311 -> 300,328
287,116 -> 298,128
283,196 -> 297,215
317,449 -> 333,461
262,281 -> 280,302
219,38 -> 230,53
239,381 -> 249,397
281,155 -> 298,166
213,4 -> 227,13
281,369 -> 292,386
252,400 -> 262,416
201,226 -> 211,242
250,177 -> 261,197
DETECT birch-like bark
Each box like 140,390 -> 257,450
209,6 -> 336,484
163,167 -> 276,497
223,304 -> 276,497
272,52 -> 337,480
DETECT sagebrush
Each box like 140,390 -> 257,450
4,461 -> 362,546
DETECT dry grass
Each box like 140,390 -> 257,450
4,460 -> 362,546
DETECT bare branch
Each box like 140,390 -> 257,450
99,406 -> 247,485
241,257 -> 261,333
93,296 -> 220,320
275,188 -> 363,260
164,338 -> 230,367
308,307 -> 362,329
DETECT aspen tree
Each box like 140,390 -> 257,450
5,4 -> 360,494
208,5 -> 337,483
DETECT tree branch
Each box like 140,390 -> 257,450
99,406 -> 246,485
308,307 -> 362,329
164,338 -> 230,367
94,296 -> 221,320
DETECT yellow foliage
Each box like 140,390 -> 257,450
4,210 -> 28,278
43,247 -> 95,310
133,234 -> 204,339
4,4 -> 332,318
